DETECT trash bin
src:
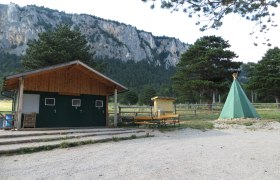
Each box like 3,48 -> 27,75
3,114 -> 13,130
0,118 -> 3,129
0,113 -> 4,129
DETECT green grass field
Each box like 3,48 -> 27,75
0,99 -> 12,112
1,100 -> 279,129
257,110 -> 280,122
112,103 -> 280,130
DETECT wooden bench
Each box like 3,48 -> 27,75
23,113 -> 36,128
133,114 -> 180,127
159,114 -> 180,126
133,116 -> 160,127
119,116 -> 135,126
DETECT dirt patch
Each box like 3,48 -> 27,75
214,119 -> 280,130
0,123 -> 280,179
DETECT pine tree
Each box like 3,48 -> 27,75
22,24 -> 97,70
172,35 -> 241,103
139,86 -> 156,105
248,47 -> 280,106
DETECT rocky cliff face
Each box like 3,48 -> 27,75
0,3 -> 188,68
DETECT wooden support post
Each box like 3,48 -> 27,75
118,106 -> 121,116
106,95 -> 109,126
114,88 -> 118,127
16,77 -> 24,129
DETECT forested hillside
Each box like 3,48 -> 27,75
101,59 -> 175,90
0,3 -> 187,101
0,55 -> 176,100
0,52 -> 22,90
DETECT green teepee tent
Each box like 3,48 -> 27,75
219,73 -> 259,119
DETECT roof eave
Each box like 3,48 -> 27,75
3,60 -> 128,91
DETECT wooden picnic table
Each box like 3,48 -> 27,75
133,116 -> 160,127
157,114 -> 180,126
133,114 -> 180,127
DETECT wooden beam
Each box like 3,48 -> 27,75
106,95 -> 109,127
59,92 -> 80,96
114,88 -> 118,127
16,77 -> 24,129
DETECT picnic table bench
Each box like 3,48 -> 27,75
133,116 -> 160,127
133,114 -> 180,127
158,114 -> 180,126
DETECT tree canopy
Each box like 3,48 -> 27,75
22,24 -> 97,70
248,47 -> 280,105
120,90 -> 139,105
139,86 -> 157,105
172,35 -> 241,103
142,0 -> 279,36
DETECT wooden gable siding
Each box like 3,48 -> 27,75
23,67 -> 109,96
3,61 -> 126,94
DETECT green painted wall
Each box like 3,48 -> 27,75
25,92 -> 106,127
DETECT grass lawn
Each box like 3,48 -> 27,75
2,100 -> 279,128
0,99 -> 12,112
257,110 -> 280,122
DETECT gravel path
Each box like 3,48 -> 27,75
1,126 -> 280,180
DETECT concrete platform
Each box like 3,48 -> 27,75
0,128 -> 153,155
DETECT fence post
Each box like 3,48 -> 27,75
118,106 -> 121,116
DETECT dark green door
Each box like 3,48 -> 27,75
56,95 -> 69,127
80,95 -> 94,126
68,96 -> 83,127
38,93 -> 69,127
92,96 -> 106,126
55,95 -> 85,127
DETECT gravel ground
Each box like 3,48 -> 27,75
1,123 -> 280,180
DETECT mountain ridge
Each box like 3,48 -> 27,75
0,3 -> 189,68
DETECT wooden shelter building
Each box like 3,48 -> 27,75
2,60 -> 127,129
151,96 -> 176,117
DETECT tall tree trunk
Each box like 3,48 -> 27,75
275,96 -> 280,109
207,99 -> 212,111
212,91 -> 216,104
255,93 -> 258,102
251,90 -> 254,103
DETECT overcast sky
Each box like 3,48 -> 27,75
2,0 -> 280,63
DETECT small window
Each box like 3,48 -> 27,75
72,99 -> 81,107
95,100 -> 103,107
45,98 -> 55,106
